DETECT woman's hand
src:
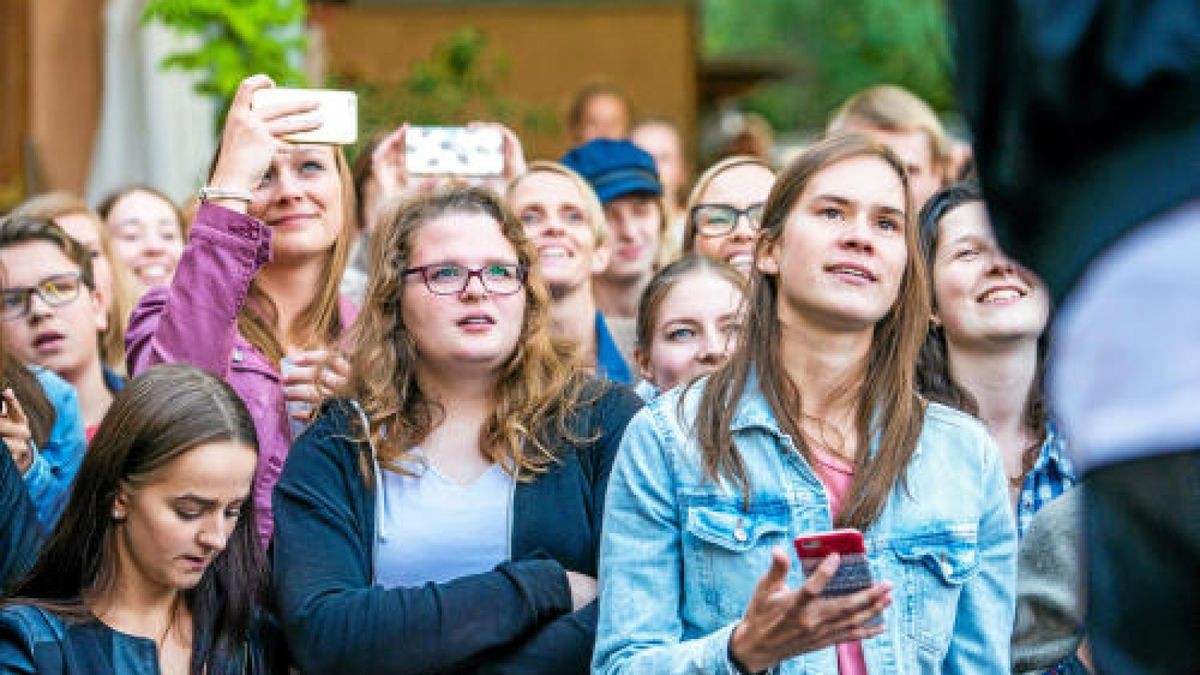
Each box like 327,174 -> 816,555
564,570 -> 598,612
728,547 -> 892,673
281,349 -> 351,420
0,389 -> 34,474
208,75 -> 322,212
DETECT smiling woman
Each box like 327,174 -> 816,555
0,364 -> 285,674
97,186 -> 185,301
125,75 -> 359,547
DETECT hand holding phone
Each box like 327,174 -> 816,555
251,88 -> 358,145
405,126 -> 504,176
793,529 -> 876,600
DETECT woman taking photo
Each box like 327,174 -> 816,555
0,364 -> 283,674
272,186 -> 641,674
632,254 -> 747,399
917,182 -> 1077,536
683,156 -> 776,275
126,74 -> 357,545
595,135 -> 1016,673
507,161 -> 633,383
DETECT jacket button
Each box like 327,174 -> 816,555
733,527 -> 748,543
232,348 -> 243,362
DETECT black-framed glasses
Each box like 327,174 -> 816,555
690,203 -> 766,237
403,263 -> 527,296
1,272 -> 85,321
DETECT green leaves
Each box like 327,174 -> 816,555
143,0 -> 309,127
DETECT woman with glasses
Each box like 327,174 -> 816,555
0,217 -> 116,449
271,186 -> 642,673
683,156 -> 776,275
125,75 -> 358,547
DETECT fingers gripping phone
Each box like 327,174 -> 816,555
405,126 -> 504,176
251,88 -> 358,145
794,529 -> 876,597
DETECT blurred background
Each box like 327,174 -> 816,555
0,0 -> 953,211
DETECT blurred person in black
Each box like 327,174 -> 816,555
951,0 -> 1200,671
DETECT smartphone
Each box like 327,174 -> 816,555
794,529 -> 877,601
405,126 -> 504,176
251,88 -> 358,145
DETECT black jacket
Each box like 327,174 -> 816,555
950,0 -> 1200,300
0,445 -> 40,594
271,382 -> 642,674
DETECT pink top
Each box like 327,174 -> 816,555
811,449 -> 869,675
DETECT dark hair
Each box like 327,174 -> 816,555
693,134 -> 931,529
0,215 -> 97,290
916,181 -> 1048,476
567,83 -> 634,141
5,364 -> 266,675
635,254 -> 748,350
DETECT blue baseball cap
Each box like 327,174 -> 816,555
560,139 -> 663,204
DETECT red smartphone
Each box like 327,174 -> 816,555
793,529 -> 876,601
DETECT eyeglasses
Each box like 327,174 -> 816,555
403,263 -> 527,296
690,203 -> 766,237
1,272 -> 85,321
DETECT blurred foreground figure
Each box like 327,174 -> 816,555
952,1 -> 1200,671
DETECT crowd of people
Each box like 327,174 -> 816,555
0,10 -> 1193,667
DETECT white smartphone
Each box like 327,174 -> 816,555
405,126 -> 504,176
251,88 -> 358,145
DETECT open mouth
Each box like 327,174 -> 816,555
457,313 -> 496,328
136,264 -> 173,284
977,286 -> 1027,304
537,245 -> 573,260
33,331 -> 65,350
726,253 -> 754,268
825,263 -> 877,283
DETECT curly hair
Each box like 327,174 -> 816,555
346,186 -> 592,482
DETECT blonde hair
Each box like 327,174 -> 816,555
237,148 -> 356,365
348,186 -> 592,482
11,191 -> 132,373
827,84 -> 952,171
682,155 -> 774,252
507,160 -> 609,248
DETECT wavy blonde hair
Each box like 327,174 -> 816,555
347,186 -> 591,481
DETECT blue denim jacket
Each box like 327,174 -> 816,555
594,377 -> 1017,674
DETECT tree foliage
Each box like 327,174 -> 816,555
703,0 -> 953,133
142,0 -> 309,126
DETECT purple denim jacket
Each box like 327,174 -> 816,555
126,203 -> 358,547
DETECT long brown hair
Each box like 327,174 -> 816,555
347,186 -> 591,482
227,147 -> 356,365
693,134 -> 931,530
6,364 -> 266,675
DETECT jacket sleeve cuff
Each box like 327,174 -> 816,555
496,558 -> 572,624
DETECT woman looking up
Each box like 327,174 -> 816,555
126,74 -> 357,546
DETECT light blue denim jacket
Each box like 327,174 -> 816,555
594,376 -> 1017,674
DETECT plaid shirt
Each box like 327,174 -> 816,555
1016,421 -> 1078,538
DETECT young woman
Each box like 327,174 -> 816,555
98,185 -> 185,299
11,193 -> 132,375
595,135 -> 1017,673
125,74 -> 358,546
683,156 -> 776,275
916,182 -> 1077,536
507,160 -> 633,383
0,364 -> 284,674
272,186 -> 642,674
0,217 -> 123,441
632,254 -> 747,398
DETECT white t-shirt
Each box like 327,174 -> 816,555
373,451 -> 514,588
1049,197 -> 1200,472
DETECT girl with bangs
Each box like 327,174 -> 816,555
125,75 -> 359,546
272,186 -> 642,673
595,134 -> 1016,674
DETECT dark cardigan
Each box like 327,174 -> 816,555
271,381 -> 642,674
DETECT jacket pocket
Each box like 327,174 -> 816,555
891,525 -> 979,655
681,500 -> 791,622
